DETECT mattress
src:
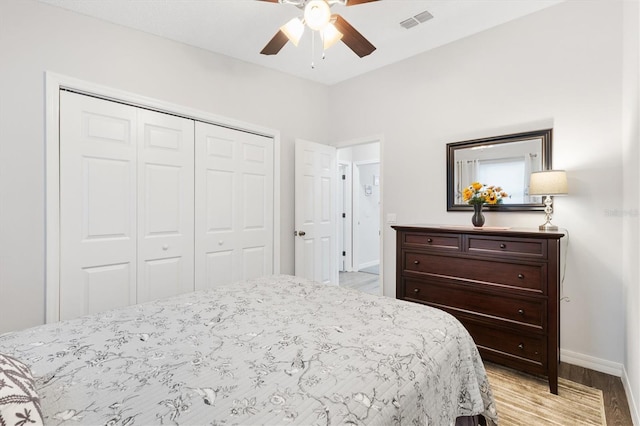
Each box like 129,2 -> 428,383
0,275 -> 498,425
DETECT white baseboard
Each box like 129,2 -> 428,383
561,349 -> 639,425
358,260 -> 379,270
620,365 -> 640,426
561,348 -> 623,376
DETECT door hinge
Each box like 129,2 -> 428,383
342,213 -> 346,218
342,174 -> 346,180
342,251 -> 346,256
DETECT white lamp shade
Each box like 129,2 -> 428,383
280,17 -> 305,46
304,0 -> 331,30
321,23 -> 343,50
529,170 -> 568,196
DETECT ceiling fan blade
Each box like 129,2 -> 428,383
332,14 -> 376,58
345,0 -> 379,5
260,30 -> 289,55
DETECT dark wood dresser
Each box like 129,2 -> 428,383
392,225 -> 564,394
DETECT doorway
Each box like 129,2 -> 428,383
336,141 -> 381,295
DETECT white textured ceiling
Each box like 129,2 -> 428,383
35,0 -> 562,85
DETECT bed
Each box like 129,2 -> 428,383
0,275 -> 498,425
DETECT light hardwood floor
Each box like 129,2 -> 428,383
339,271 -> 380,295
560,362 -> 633,426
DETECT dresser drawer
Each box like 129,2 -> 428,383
462,320 -> 546,367
402,232 -> 461,251
403,278 -> 545,329
404,252 -> 545,293
467,236 -> 546,259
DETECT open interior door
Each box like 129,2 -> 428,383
294,139 -> 338,285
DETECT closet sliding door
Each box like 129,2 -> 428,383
195,122 -> 274,289
59,92 -> 195,320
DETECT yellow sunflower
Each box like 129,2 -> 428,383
462,187 -> 474,202
486,191 -> 498,204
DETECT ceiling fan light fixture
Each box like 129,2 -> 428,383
280,17 -> 305,46
304,0 -> 331,30
321,23 -> 343,50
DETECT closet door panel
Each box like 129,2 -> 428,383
239,136 -> 274,281
141,257 -> 183,301
82,263 -> 132,314
206,169 -> 234,231
137,109 -> 195,303
205,251 -> 234,288
195,123 -> 274,289
59,91 -> 137,320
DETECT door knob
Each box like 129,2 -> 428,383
295,231 -> 306,236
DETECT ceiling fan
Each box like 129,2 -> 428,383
258,0 -> 378,58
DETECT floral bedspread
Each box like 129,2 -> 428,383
0,275 -> 497,425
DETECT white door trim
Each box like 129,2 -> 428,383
45,72 -> 281,323
337,161 -> 353,272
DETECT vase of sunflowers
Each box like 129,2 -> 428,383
462,182 -> 508,227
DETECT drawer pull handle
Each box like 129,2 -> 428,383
427,238 -> 433,243
518,309 -> 525,315
413,288 -> 420,294
517,273 -> 525,279
500,243 -> 506,249
518,343 -> 524,350
413,260 -> 420,265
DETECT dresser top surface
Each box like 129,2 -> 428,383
391,224 -> 565,239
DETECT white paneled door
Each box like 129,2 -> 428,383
60,92 -> 195,320
136,109 -> 194,303
294,139 -> 338,285
195,122 -> 274,289
60,92 -> 139,320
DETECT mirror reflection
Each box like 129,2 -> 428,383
447,129 -> 552,211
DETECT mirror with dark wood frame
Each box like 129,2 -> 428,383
446,129 -> 552,211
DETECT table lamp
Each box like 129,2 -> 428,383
529,170 -> 568,231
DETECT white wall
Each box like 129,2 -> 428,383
337,142 -> 380,162
357,162 -> 380,268
623,0 -> 640,422
0,0 -> 329,333
329,0 -> 627,377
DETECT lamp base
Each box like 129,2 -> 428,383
539,223 -> 558,231
538,196 -> 558,231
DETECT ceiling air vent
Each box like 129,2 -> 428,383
400,10 -> 433,29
